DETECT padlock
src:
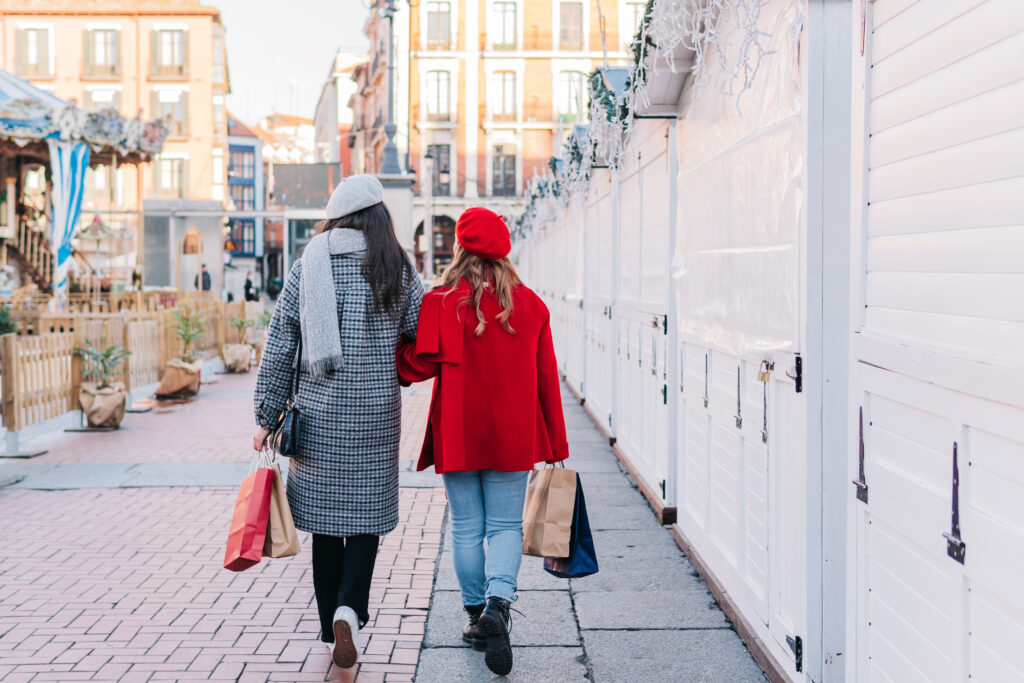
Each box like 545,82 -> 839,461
757,360 -> 773,383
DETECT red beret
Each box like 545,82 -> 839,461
455,207 -> 511,260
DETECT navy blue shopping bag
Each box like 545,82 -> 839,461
544,473 -> 599,578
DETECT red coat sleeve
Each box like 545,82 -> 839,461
537,312 -> 569,462
396,337 -> 440,384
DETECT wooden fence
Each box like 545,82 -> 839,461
0,297 -> 266,440
1,333 -> 76,434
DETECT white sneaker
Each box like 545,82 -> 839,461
331,606 -> 361,669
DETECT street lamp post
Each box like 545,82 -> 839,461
423,151 -> 434,279
377,0 -> 402,175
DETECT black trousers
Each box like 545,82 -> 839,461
312,534 -> 380,642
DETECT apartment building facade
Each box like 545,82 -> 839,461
0,0 -> 229,290
313,51 -> 364,171
350,0 -> 643,273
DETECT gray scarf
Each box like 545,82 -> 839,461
298,228 -> 366,379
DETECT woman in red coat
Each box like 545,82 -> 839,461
397,207 -> 568,675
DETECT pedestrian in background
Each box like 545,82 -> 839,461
253,175 -> 424,670
195,263 -> 212,291
244,271 -> 258,302
396,206 -> 569,676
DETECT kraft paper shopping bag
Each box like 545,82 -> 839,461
262,464 -> 300,559
522,465 -> 577,558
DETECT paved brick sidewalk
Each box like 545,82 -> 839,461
0,373 -> 445,682
25,373 -> 259,465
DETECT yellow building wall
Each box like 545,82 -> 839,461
0,9 -> 222,206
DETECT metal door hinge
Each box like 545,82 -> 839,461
662,383 -> 667,405
703,352 -> 710,408
943,442 -> 966,564
853,407 -> 869,503
662,314 -> 668,335
786,354 -> 803,393
659,479 -> 666,499
734,366 -> 743,428
786,635 -> 803,672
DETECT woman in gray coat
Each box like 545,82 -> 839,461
252,175 -> 424,670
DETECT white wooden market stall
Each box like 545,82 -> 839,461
511,1 -> 1024,682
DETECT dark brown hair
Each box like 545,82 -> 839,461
316,203 -> 408,317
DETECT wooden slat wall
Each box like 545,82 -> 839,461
126,319 -> 161,390
2,333 -> 75,433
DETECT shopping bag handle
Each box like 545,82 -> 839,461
544,461 -> 566,469
249,446 -> 276,473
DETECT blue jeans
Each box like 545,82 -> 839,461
442,469 -> 530,605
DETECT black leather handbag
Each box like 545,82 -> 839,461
271,336 -> 303,457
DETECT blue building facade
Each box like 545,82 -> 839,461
226,113 -> 264,299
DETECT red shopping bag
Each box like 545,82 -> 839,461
223,466 -> 275,571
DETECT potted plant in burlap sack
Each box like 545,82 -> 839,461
245,310 -> 272,365
75,340 -> 131,428
156,307 -> 205,398
222,315 -> 254,373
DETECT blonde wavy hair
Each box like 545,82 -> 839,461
438,245 -> 522,336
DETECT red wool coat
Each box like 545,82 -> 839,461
396,279 -> 569,473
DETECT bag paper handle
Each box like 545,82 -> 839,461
249,446 -> 276,473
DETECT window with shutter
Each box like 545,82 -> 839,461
625,1 -> 646,48
492,145 -> 517,196
84,29 -> 120,77
427,144 -> 451,196
559,3 -> 583,51
426,2 -> 451,49
17,28 -> 52,78
557,71 -> 586,121
155,158 -> 187,199
491,72 -> 516,120
85,89 -> 121,112
152,29 -> 188,78
425,71 -> 451,121
177,92 -> 190,137
492,2 -> 517,50
154,90 -> 189,138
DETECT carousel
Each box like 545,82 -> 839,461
0,68 -> 168,308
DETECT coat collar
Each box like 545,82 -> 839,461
414,281 -> 468,364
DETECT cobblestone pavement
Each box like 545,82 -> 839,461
415,387 -> 767,683
0,373 -> 444,682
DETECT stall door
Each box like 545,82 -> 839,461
851,3 -> 1024,681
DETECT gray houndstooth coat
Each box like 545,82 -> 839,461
254,254 -> 424,537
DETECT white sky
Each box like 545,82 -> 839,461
213,0 -> 370,124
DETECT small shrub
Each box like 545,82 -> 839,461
75,339 -> 131,389
230,315 -> 254,342
173,307 -> 206,363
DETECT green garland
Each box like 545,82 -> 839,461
626,0 -> 658,94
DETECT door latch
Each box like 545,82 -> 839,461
943,442 -> 966,564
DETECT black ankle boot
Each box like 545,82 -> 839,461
477,597 -> 513,675
462,604 -> 486,650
